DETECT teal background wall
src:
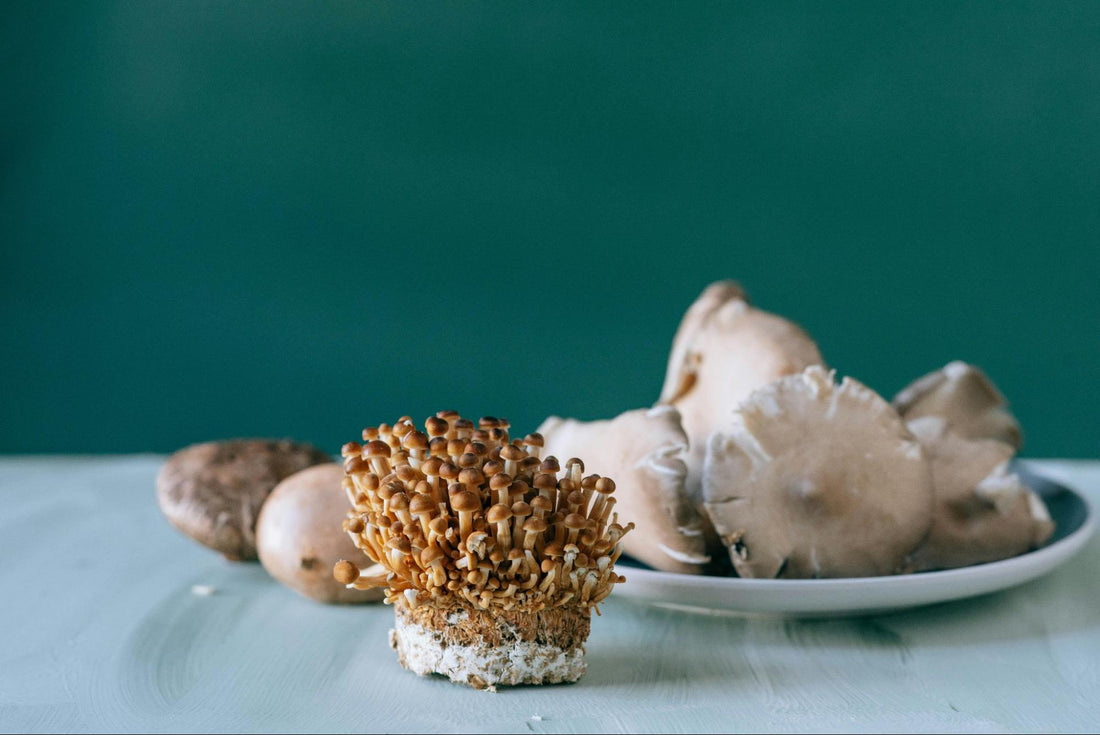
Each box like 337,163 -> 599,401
3,2 -> 1098,457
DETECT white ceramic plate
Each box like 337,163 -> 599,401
614,464 -> 1095,617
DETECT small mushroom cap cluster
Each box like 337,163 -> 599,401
335,413 -> 633,612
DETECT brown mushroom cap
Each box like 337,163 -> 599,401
156,438 -> 332,561
905,417 -> 1053,571
451,491 -> 480,513
538,405 -> 709,574
893,361 -> 1023,450
486,504 -> 513,523
657,281 -> 825,501
703,366 -> 934,578
256,464 -> 384,603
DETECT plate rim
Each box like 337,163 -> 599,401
613,476 -> 1095,607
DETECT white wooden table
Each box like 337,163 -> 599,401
1,457 -> 1098,733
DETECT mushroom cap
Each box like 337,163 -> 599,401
564,513 -> 588,531
523,517 -> 549,534
156,438 -> 332,561
363,440 -> 392,458
451,490 -> 480,513
409,493 -> 436,514
657,281 -> 825,501
893,361 -> 1022,449
256,464 -> 383,603
486,503 -> 513,523
538,405 -> 710,574
904,417 -> 1053,571
702,366 -> 935,578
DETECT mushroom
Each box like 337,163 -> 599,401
657,281 -> 825,499
341,413 -> 633,688
537,405 -> 709,574
904,416 -> 1053,571
893,361 -> 1022,449
702,366 -> 935,578
256,464 -> 384,603
156,438 -> 332,561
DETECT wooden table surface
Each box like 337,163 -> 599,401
2,457 -> 1098,733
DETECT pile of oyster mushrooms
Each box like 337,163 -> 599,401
538,281 -> 1053,579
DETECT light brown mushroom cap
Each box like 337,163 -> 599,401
893,361 -> 1022,450
904,417 -> 1053,571
702,366 -> 935,579
538,405 -> 710,574
657,281 -> 825,500
256,464 -> 384,603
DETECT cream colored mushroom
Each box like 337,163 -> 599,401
904,416 -> 1053,572
537,405 -> 710,574
703,366 -> 935,578
256,464 -> 384,604
893,361 -> 1022,450
658,281 -> 825,498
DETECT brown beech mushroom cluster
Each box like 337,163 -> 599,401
336,413 -> 633,689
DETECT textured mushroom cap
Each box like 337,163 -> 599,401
538,405 -> 710,574
905,417 -> 1053,571
657,281 -> 825,500
156,438 -> 332,561
256,464 -> 383,604
703,366 -> 935,578
893,361 -> 1022,450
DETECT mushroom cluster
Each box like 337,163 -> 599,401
540,281 -> 1054,579
335,412 -> 633,688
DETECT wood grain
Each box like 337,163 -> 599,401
0,457 -> 1097,733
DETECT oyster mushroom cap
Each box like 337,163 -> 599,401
537,405 -> 710,574
905,417 -> 1053,572
658,281 -> 825,499
703,366 -> 935,579
893,361 -> 1022,450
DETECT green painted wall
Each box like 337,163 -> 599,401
3,2 -> 1097,457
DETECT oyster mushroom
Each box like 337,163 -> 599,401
905,417 -> 1053,571
893,361 -> 1022,450
537,405 -> 710,574
703,366 -> 935,578
658,281 -> 825,498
